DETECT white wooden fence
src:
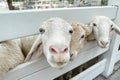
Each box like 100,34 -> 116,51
0,0 -> 120,80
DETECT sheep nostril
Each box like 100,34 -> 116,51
49,46 -> 58,54
63,47 -> 68,53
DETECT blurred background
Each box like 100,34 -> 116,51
0,0 -> 108,10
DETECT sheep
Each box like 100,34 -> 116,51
25,21 -> 92,65
25,17 -> 73,69
21,35 -> 38,57
0,39 -> 24,77
70,22 -> 92,60
87,16 -> 120,48
24,21 -> 92,62
24,21 -> 92,61
0,35 -> 38,77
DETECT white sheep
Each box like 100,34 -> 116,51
70,22 -> 92,60
21,35 -> 38,57
25,17 -> 73,69
25,21 -> 92,64
0,39 -> 24,77
88,16 -> 120,48
0,35 -> 38,77
24,21 -> 92,61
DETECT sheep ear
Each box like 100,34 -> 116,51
81,24 -> 92,36
114,24 -> 120,35
86,24 -> 95,40
25,35 -> 43,62
86,32 -> 95,41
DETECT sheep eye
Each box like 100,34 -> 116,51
69,30 -> 73,34
79,35 -> 85,41
81,35 -> 85,38
111,24 -> 114,31
93,23 -> 97,26
111,24 -> 113,27
111,28 -> 114,31
39,28 -> 45,34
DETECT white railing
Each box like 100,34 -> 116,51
0,0 -> 120,80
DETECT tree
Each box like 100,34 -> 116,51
7,0 -> 14,10
68,0 -> 74,4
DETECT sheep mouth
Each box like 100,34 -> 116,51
97,42 -> 109,48
56,62 -> 67,65
98,44 -> 109,48
48,60 -> 68,69
97,43 -> 106,48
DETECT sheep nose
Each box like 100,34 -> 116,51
100,41 -> 108,47
49,46 -> 68,54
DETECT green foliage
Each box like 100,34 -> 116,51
101,0 -> 108,5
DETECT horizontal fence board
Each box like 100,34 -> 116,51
2,41 -> 109,80
20,41 -> 109,80
0,6 -> 117,41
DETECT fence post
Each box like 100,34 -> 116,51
101,0 -> 120,77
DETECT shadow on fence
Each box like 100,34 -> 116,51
54,57 -> 99,80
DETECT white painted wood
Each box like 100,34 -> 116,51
101,0 -> 120,77
70,59 -> 106,80
0,6 -> 117,42
0,5 -> 119,80
101,35 -> 120,77
114,51 -> 120,63
1,41 -> 109,80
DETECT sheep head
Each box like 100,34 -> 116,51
70,22 -> 92,60
25,17 -> 73,69
88,16 -> 120,48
